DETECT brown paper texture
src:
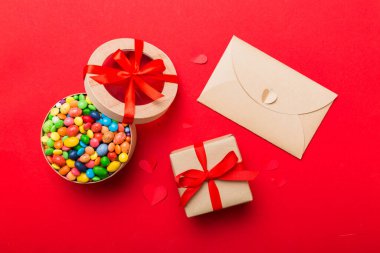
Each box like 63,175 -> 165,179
198,36 -> 338,159
170,134 -> 252,217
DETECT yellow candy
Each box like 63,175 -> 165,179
118,153 -> 128,163
66,96 -> 75,103
79,125 -> 86,133
60,103 -> 70,114
87,130 -> 94,138
66,171 -> 76,181
85,96 -> 92,104
51,163 -> 60,170
64,137 -> 79,148
41,135 -> 49,143
50,132 -> 60,141
53,149 -> 63,155
50,107 -> 59,116
90,152 -> 98,160
66,159 -> 75,168
107,161 -> 121,172
77,173 -> 89,183
74,117 -> 83,126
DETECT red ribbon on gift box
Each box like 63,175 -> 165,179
175,143 -> 257,211
84,39 -> 178,124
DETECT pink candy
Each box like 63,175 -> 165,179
90,138 -> 100,148
71,167 -> 80,176
85,160 -> 95,168
64,117 -> 74,126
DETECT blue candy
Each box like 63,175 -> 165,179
86,169 -> 95,178
89,111 -> 100,120
102,117 -> 111,126
68,150 -> 79,160
75,161 -> 87,172
108,122 -> 118,132
77,147 -> 85,156
79,141 -> 87,148
96,143 -> 108,156
125,127 -> 130,133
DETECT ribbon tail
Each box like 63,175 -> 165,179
208,180 -> 222,211
149,74 -> 179,83
122,79 -> 136,124
134,76 -> 164,101
180,185 -> 202,207
134,39 -> 144,70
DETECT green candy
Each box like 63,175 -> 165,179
42,120 -> 54,133
50,125 -> 57,133
74,145 -> 82,151
83,108 -> 91,115
93,166 -> 108,179
80,135 -> 90,144
78,100 -> 88,109
62,151 -> 69,159
88,105 -> 96,111
73,95 -> 79,100
46,138 -> 55,148
100,157 -> 110,167
92,176 -> 101,182
45,148 -> 54,156
55,120 -> 64,128
62,136 -> 68,141
79,94 -> 85,101
48,114 -> 54,120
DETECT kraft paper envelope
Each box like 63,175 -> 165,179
198,36 -> 338,159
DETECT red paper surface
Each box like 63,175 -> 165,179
0,0 -> 380,252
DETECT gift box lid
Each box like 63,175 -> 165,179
84,38 -> 178,125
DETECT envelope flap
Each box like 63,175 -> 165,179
230,36 -> 337,115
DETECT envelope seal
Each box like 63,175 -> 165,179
261,89 -> 278,104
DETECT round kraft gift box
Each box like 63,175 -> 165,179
40,93 -> 137,184
84,38 -> 178,124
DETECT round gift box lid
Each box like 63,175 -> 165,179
84,38 -> 178,124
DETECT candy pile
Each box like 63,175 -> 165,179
41,94 -> 132,183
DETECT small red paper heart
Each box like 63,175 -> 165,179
139,159 -> 157,173
182,122 -> 192,129
191,54 -> 208,64
265,159 -> 279,171
143,184 -> 168,206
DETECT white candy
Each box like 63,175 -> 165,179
55,102 -> 62,108
52,116 -> 59,124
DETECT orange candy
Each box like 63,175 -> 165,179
108,143 -> 115,152
94,156 -> 101,166
59,166 -> 70,175
57,127 -> 67,136
54,140 -> 63,149
69,100 -> 78,108
85,146 -> 95,155
120,142 -> 130,153
57,113 -> 66,120
115,144 -> 121,154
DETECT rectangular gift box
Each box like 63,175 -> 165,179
170,134 -> 253,217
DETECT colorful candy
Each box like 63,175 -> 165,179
41,94 -> 132,183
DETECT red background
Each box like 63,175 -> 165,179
1,1 -> 379,252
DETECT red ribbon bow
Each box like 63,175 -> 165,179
175,143 -> 257,211
84,39 -> 178,123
